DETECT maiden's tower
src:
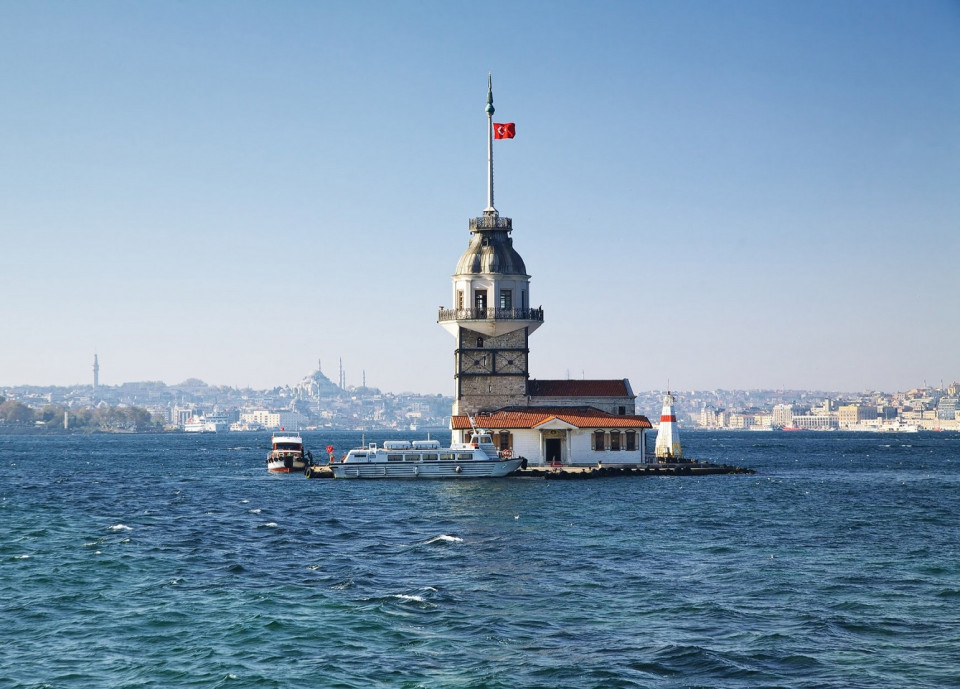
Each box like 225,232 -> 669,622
438,77 -> 651,467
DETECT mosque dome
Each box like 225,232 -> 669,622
455,230 -> 527,276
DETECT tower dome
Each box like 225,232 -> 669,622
455,223 -> 527,276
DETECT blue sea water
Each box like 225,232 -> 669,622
2,430 -> 959,688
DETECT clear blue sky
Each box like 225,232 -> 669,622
2,1 -> 958,394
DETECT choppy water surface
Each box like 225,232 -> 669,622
2,430 -> 959,688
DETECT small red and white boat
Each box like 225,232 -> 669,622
266,432 -> 308,473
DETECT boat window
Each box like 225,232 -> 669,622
354,452 -> 367,458
457,453 -> 474,461
422,453 -> 438,461
440,453 -> 455,461
404,454 -> 421,462
387,454 -> 403,462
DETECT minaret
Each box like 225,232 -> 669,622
438,75 -> 544,417
92,354 -> 100,392
655,391 -> 683,459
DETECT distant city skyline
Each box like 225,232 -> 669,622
2,1 -> 957,395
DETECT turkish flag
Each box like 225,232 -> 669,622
493,122 -> 516,139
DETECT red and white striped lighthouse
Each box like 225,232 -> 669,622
655,391 -> 683,459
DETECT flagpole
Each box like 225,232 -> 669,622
485,73 -> 496,215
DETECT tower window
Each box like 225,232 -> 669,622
476,337 -> 484,348
475,290 -> 487,311
457,290 -> 464,309
499,290 -> 512,309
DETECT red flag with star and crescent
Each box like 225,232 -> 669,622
493,122 -> 516,139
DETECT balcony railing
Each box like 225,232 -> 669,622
469,216 -> 513,230
438,306 -> 544,323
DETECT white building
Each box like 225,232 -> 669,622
239,410 -> 307,430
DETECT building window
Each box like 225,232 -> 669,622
476,337 -> 484,348
610,432 -> 621,451
475,290 -> 487,311
625,431 -> 636,451
499,431 -> 512,450
618,406 -> 626,415
593,430 -> 605,451
457,290 -> 464,309
500,289 -> 512,309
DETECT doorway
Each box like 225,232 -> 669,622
545,438 -> 562,465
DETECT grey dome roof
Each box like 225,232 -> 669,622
455,230 -> 527,275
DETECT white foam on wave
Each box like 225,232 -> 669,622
108,524 -> 132,531
14,554 -> 29,560
262,522 -> 278,528
240,500 -> 249,504
249,508 -> 262,514
426,534 -> 463,545
392,593 -> 425,603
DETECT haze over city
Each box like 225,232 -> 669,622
2,1 -> 957,395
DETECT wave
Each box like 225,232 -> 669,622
424,534 -> 463,545
108,524 -> 132,531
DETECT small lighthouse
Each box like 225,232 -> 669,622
655,391 -> 682,460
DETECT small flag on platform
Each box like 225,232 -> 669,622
493,123 -> 516,139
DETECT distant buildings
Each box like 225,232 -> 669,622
684,385 -> 960,431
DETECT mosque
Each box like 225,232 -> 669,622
438,77 -> 652,466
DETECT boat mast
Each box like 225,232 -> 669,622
485,73 -> 496,215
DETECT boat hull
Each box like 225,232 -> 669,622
330,458 -> 523,479
266,457 -> 306,473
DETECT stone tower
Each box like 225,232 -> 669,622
438,76 -> 544,416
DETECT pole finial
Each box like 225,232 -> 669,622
486,73 -> 495,115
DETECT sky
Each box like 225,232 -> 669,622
1,0 -> 958,395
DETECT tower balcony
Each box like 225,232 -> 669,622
438,306 -> 544,338
470,216 -> 512,231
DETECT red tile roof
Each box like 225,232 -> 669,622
527,379 -> 632,397
452,407 -> 652,430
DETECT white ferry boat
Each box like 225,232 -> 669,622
184,413 -> 230,433
875,423 -> 919,433
266,432 -> 310,473
331,430 -> 523,479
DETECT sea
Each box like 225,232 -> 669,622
2,430 -> 959,689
